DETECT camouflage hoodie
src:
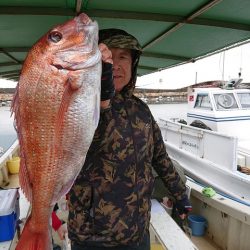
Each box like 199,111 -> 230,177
68,82 -> 187,247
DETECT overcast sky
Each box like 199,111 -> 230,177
1,42 -> 250,89
136,41 -> 250,89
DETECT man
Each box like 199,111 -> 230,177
68,29 -> 191,250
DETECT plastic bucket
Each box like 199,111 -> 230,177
188,214 -> 207,236
7,157 -> 20,174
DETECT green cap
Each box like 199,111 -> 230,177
99,29 -> 142,89
99,29 -> 142,52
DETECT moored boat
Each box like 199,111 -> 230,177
159,79 -> 250,205
158,79 -> 250,250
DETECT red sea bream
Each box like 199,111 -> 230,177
12,13 -> 101,250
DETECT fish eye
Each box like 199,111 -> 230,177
48,31 -> 62,43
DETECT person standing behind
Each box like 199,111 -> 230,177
68,29 -> 191,250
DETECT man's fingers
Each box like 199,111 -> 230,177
99,43 -> 113,64
104,58 -> 113,64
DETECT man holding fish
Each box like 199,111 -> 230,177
13,12 -> 190,250
68,28 -> 191,250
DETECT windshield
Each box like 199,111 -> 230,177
237,93 -> 250,108
194,94 -> 212,110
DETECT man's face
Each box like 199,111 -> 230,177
110,48 -> 132,92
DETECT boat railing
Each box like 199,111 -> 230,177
159,118 -> 238,172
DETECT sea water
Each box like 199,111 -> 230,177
0,103 -> 188,154
0,107 -> 16,153
149,103 -> 188,122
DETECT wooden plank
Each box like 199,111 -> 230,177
150,199 -> 198,250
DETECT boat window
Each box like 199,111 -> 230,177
214,93 -> 238,110
194,94 -> 212,110
237,93 -> 250,109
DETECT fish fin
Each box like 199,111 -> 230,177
11,80 -> 19,116
15,216 -> 52,250
19,158 -> 32,202
11,83 -> 33,202
56,81 -> 74,137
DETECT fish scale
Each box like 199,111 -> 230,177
12,13 -> 101,250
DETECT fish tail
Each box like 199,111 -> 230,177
15,216 -> 52,250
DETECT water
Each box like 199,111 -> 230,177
0,107 -> 17,153
0,103 -> 187,154
149,103 -> 188,122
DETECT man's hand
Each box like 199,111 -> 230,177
99,43 -> 113,64
175,196 -> 192,219
99,43 -> 115,109
162,196 -> 191,219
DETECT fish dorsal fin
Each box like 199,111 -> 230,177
19,157 -> 32,202
11,87 -> 33,202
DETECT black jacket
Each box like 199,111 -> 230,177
68,86 -> 188,247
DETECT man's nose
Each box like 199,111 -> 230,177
112,62 -> 121,70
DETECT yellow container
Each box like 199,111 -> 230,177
7,157 -> 20,174
151,243 -> 164,250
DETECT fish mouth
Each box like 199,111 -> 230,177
75,13 -> 99,47
75,13 -> 92,26
52,13 -> 101,71
75,13 -> 98,35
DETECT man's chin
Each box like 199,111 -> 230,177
114,81 -> 126,92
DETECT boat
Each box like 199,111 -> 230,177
159,79 -> 250,205
158,79 -> 250,249
187,78 -> 250,141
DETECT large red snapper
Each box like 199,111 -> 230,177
12,13 -> 101,250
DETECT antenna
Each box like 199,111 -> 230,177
238,67 -> 242,78
222,51 -> 225,80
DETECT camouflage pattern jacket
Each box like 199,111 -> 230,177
68,86 -> 187,247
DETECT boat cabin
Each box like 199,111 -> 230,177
187,84 -> 250,141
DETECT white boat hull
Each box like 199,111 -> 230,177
159,119 -> 250,206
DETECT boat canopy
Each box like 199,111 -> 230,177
1,0 -> 250,81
